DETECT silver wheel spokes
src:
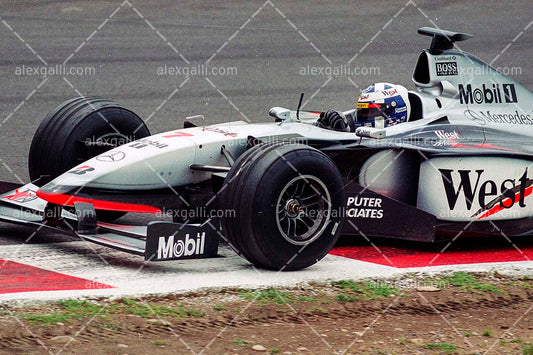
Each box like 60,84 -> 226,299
276,175 -> 331,245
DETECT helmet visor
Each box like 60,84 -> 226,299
356,102 -> 394,121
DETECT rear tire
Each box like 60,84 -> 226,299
29,97 -> 151,221
220,143 -> 345,270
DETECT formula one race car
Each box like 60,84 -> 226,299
1,27 -> 532,270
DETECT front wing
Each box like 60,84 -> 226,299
0,182 -> 219,261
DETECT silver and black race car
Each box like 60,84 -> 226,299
1,27 -> 532,270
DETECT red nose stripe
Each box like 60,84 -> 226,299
36,190 -> 161,214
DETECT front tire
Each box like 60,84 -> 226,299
220,143 -> 345,270
29,97 -> 151,221
29,97 -> 150,185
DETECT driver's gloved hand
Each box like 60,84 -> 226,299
316,110 -> 348,131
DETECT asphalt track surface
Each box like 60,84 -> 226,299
1,1 -> 533,300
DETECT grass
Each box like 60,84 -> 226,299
298,295 -> 321,302
230,274 -> 526,308
120,299 -> 205,318
523,343 -> 533,355
232,339 -> 250,347
518,281 -> 533,290
422,342 -> 457,354
443,272 -> 503,294
333,280 -> 400,302
21,300 -> 106,326
336,293 -> 357,302
19,298 -> 205,326
239,288 -> 328,305
482,330 -> 492,337
22,313 -> 72,326
239,288 -> 293,305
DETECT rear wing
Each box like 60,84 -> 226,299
418,27 -> 473,52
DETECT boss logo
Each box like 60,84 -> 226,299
435,61 -> 458,76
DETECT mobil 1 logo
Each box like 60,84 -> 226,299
459,83 -> 518,105
145,221 -> 218,261
435,62 -> 458,76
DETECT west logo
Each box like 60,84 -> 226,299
458,83 -> 518,105
2,189 -> 37,203
434,130 -> 460,140
157,232 -> 205,260
204,127 -> 237,137
381,89 -> 397,97
439,168 -> 531,214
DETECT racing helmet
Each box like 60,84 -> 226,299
355,83 -> 410,129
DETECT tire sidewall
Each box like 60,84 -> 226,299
29,101 -> 150,185
57,108 -> 149,174
248,148 -> 345,270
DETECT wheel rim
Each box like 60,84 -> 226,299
275,175 -> 332,245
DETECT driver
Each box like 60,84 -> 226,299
315,83 -> 410,132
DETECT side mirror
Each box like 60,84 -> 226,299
186,115 -> 205,130
355,126 -> 386,139
268,107 -> 291,122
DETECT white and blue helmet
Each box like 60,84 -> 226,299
356,83 -> 410,128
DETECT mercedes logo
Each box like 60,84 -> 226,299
96,151 -> 126,162
463,110 -> 486,126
